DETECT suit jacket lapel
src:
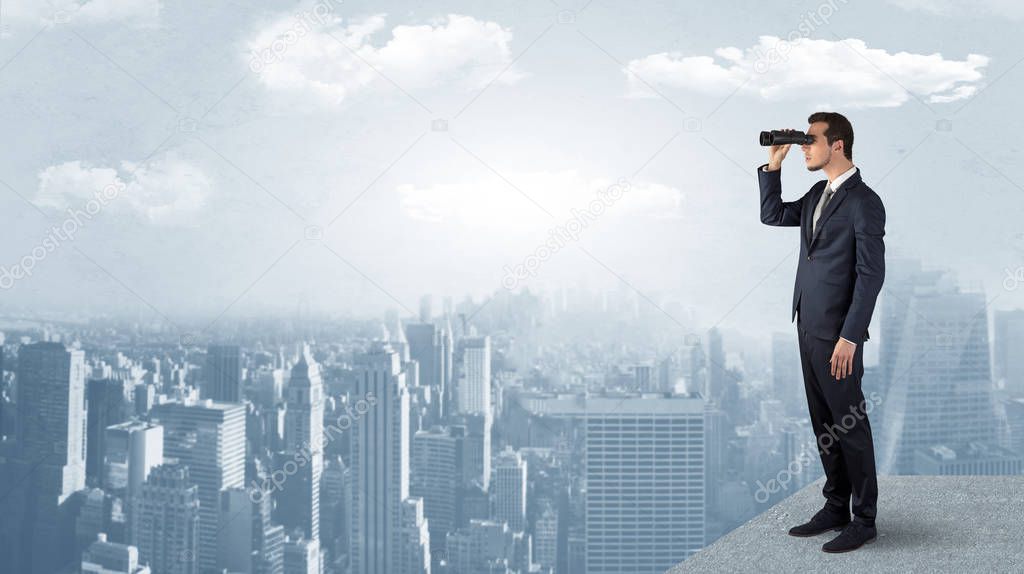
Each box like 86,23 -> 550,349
805,182 -> 825,248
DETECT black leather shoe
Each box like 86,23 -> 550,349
821,521 -> 877,553
788,505 -> 851,537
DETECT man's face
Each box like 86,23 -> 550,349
801,121 -> 834,171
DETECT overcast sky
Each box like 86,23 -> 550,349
1,0 -> 1022,336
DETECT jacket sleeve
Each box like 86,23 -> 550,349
758,163 -> 802,226
840,190 -> 886,344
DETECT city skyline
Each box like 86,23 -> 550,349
2,0 -> 1023,572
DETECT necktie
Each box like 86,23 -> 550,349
812,183 -> 834,235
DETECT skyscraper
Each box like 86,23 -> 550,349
584,393 -> 705,573
994,309 -> 1024,398
103,421 -> 164,500
204,344 -> 243,403
251,465 -> 286,574
283,534 -> 321,574
705,328 -> 726,403
770,332 -> 802,417
878,283 -> 1000,474
458,336 -> 491,416
398,497 -> 431,574
441,317 -> 454,415
633,364 -> 655,392
407,323 -> 448,418
491,446 -> 527,532
350,342 -> 411,574
131,463 -> 200,574
151,399 -> 246,572
86,378 -> 129,484
453,412 -> 492,491
277,344 -> 324,541
0,342 -> 87,573
411,425 -> 465,566
534,501 -> 558,572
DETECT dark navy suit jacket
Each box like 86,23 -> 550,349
758,163 -> 885,344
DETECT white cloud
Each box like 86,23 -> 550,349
247,12 -> 523,104
3,0 -> 160,26
397,171 -> 683,226
887,0 -> 1024,20
625,36 -> 989,108
35,154 -> 209,225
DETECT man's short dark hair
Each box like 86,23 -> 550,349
807,111 -> 853,161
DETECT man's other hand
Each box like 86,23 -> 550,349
829,338 -> 856,380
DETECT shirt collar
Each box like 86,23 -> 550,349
828,165 -> 858,192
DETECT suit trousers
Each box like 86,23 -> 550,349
797,318 -> 878,526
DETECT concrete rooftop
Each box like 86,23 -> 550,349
669,475 -> 1024,573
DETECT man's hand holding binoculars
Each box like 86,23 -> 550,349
765,128 -> 795,171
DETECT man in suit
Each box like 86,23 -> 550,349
758,112 -> 884,553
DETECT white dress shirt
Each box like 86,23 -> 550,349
828,165 -> 858,194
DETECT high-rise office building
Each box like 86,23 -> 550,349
0,342 -> 87,573
771,332 -> 803,417
204,344 -> 243,403
407,322 -> 453,419
453,412 -> 492,491
633,364 -> 655,392
103,421 -> 164,501
277,344 -> 324,541
442,318 -> 454,415
584,393 -> 705,574
491,446 -> 527,533
217,485 -> 286,574
151,399 -> 246,572
283,534 -> 321,574
251,465 -> 286,574
878,283 -> 1000,475
914,441 -> 1024,475
86,378 -> 129,484
705,328 -> 726,403
419,295 -> 433,323
398,497 -> 431,574
534,502 -> 558,572
350,342 -> 411,574
1004,397 -> 1024,456
994,309 -> 1024,397
253,367 -> 286,409
876,257 -> 948,399
320,455 -> 348,566
411,425 -> 465,566
458,336 -> 491,416
16,342 -> 87,496
217,488 -> 256,572
131,464 -> 200,574
76,488 -> 115,552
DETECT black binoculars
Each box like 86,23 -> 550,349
759,130 -> 814,146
